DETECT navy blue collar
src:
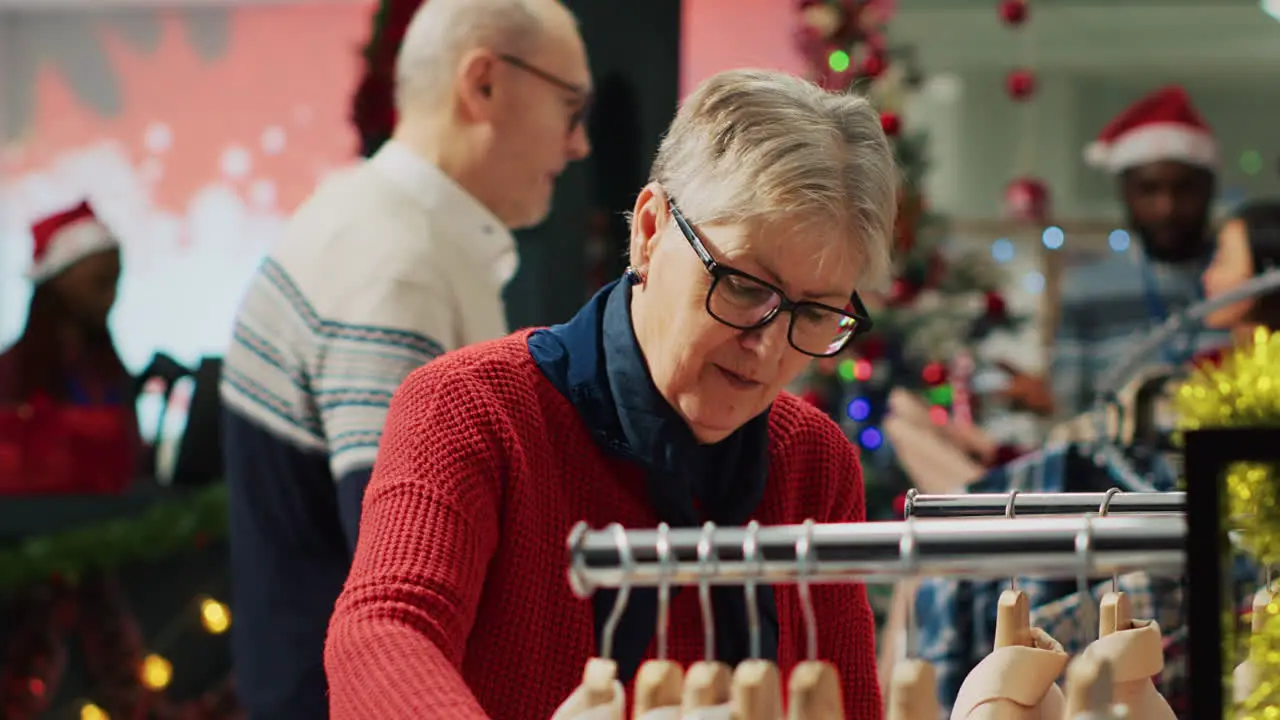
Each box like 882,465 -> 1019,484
527,278 -> 777,679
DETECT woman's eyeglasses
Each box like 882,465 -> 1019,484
667,197 -> 874,358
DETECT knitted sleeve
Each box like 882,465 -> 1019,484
810,422 -> 884,720
324,356 -> 506,719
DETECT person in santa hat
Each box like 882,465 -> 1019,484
1003,85 -> 1230,418
0,199 -> 139,495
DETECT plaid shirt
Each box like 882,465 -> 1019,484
913,444 -> 1187,717
1050,249 -> 1227,418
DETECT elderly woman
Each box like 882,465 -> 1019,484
324,68 -> 896,719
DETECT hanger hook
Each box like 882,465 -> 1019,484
795,519 -> 819,661
1076,515 -> 1097,647
743,520 -> 763,660
1006,490 -> 1019,592
901,516 -> 920,660
697,521 -> 718,662
599,523 -> 633,660
655,522 -> 673,660
1098,488 -> 1121,594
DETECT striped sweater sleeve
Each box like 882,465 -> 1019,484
312,273 -> 455,543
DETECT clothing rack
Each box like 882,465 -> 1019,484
902,489 -> 1185,519
1076,268 -> 1280,493
565,515 -> 1184,597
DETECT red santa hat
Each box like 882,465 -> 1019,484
1084,85 -> 1217,174
27,201 -> 118,284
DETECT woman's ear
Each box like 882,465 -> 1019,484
628,183 -> 666,278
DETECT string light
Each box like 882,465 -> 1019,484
854,358 -> 873,382
858,427 -> 883,450
200,597 -> 231,635
846,398 -> 871,422
1041,226 -> 1065,250
139,654 -> 173,691
827,50 -> 850,73
990,237 -> 1015,264
928,405 -> 949,425
80,703 -> 109,720
1108,229 -> 1131,253
836,358 -> 856,383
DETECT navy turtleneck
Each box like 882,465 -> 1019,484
528,278 -> 778,682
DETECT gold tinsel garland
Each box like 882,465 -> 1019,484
1174,327 -> 1280,717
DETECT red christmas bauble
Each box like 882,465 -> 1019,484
861,50 -> 887,78
880,111 -> 901,137
1003,176 -> 1051,224
998,0 -> 1028,26
984,291 -> 1008,319
888,277 -> 919,305
1006,68 -> 1036,101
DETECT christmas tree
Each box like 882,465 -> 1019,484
792,0 -> 1021,519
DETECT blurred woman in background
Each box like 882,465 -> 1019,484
0,200 -> 139,495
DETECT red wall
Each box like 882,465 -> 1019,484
680,0 -> 804,97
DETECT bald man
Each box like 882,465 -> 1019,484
219,1 -> 592,715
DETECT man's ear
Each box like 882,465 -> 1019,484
628,183 -> 667,277
455,49 -> 500,121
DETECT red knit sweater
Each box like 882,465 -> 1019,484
325,331 -> 881,719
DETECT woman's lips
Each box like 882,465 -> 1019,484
715,365 -> 761,389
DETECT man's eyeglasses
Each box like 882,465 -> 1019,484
498,54 -> 591,135
667,197 -> 874,358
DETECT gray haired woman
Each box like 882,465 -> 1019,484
326,68 -> 898,720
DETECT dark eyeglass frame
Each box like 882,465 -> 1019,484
667,197 -> 874,357
497,53 -> 591,135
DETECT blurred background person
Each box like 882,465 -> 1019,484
0,200 -> 138,495
218,0 -> 591,716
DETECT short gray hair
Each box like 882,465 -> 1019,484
395,0 -> 546,110
652,69 -> 897,289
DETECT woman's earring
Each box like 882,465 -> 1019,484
624,266 -> 645,285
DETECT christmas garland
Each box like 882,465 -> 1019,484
1174,327 -> 1280,717
353,0 -> 427,157
0,484 -> 227,594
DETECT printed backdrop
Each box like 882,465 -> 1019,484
0,3 -> 371,371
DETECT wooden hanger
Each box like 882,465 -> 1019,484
580,657 -> 620,708
683,661 -> 733,711
993,589 -> 1032,649
786,660 -> 843,720
633,659 -> 684,717
731,659 -> 783,720
885,659 -> 939,720
1097,590 -> 1132,638
1252,587 -> 1274,636
1063,654 -> 1116,719
632,522 -> 684,717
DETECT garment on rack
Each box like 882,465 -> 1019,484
949,627 -> 1068,719
1080,620 -> 1174,720
914,447 -> 1182,715
549,679 -> 627,720
1029,575 -> 1183,716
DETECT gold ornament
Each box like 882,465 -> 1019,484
1173,327 -> 1280,716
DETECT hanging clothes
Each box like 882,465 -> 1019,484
949,628 -> 1068,720
1080,620 -> 1174,720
